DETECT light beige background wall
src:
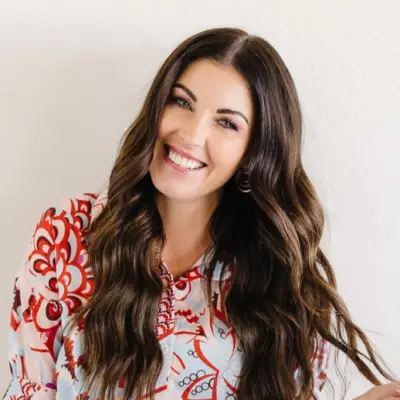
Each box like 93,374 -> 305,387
1,1 -> 399,398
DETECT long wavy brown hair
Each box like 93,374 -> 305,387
64,27 -> 398,399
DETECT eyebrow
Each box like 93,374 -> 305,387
173,82 -> 249,126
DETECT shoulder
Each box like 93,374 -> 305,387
49,190 -> 107,233
33,191 -> 106,257
38,188 -> 108,242
15,190 -> 108,304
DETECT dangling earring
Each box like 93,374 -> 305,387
236,167 -> 251,193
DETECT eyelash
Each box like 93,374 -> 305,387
169,95 -> 239,131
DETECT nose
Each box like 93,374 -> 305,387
179,113 -> 209,148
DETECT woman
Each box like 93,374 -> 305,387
4,27 -> 399,400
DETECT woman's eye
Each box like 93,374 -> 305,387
218,119 -> 238,131
172,96 -> 191,110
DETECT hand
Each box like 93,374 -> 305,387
354,382 -> 400,400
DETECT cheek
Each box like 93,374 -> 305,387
210,139 -> 248,169
157,120 -> 169,141
157,109 -> 181,140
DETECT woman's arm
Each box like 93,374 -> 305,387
3,207 -> 62,399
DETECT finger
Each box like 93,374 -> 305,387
383,385 -> 400,397
376,383 -> 400,397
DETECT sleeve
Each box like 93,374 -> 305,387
311,336 -> 330,398
3,207 -> 63,399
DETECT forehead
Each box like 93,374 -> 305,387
176,59 -> 253,118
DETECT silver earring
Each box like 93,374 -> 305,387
236,168 -> 251,193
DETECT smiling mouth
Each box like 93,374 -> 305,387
164,144 -> 207,170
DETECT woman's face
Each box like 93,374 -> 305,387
149,59 -> 253,202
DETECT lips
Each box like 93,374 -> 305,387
164,144 -> 206,165
164,144 -> 207,167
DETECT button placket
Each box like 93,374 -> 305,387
157,260 -> 179,391
156,261 -> 176,337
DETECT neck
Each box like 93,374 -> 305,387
156,192 -> 220,269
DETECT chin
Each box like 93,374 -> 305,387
158,189 -> 200,202
150,177 -> 197,201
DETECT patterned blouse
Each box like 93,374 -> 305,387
4,190 -> 329,399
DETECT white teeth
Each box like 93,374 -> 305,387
167,148 -> 202,170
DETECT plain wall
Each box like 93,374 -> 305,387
1,1 -> 399,398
